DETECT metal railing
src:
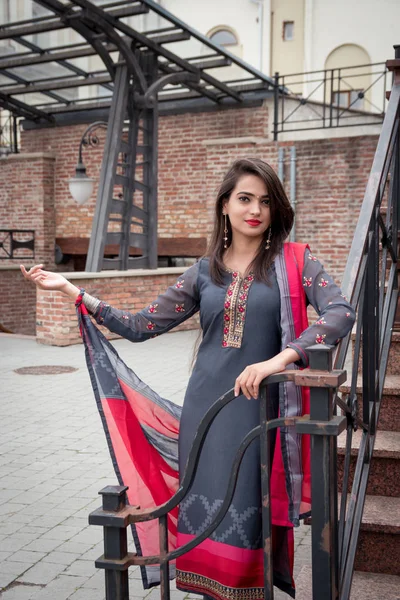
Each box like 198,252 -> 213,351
89,50 -> 400,600
0,229 -> 35,259
332,48 -> 400,599
273,61 -> 389,139
89,345 -> 347,600
0,110 -> 19,155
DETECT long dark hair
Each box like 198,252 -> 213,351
207,157 -> 294,284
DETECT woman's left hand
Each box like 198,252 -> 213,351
234,348 -> 300,400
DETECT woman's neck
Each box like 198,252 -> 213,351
228,234 -> 261,260
223,235 -> 262,275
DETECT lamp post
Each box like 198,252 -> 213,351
69,121 -> 108,205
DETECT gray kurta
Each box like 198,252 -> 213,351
84,246 -> 355,596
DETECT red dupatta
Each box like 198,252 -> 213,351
77,242 -> 311,597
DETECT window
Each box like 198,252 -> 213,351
333,90 -> 364,111
209,28 -> 238,47
283,21 -> 294,41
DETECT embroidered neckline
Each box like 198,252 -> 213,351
223,266 -> 254,278
222,271 -> 255,348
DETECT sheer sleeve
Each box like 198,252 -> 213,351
287,248 -> 356,367
83,262 -> 200,343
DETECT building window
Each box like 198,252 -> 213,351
209,28 -> 238,47
283,21 -> 294,41
333,90 -> 364,111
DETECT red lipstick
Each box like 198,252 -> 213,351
245,219 -> 262,227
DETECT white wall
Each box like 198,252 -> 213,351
302,0 -> 399,115
308,0 -> 399,71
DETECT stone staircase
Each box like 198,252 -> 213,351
296,332 -> 400,598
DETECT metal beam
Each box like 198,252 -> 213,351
147,31 -> 191,45
86,64 -> 129,271
0,2 -> 149,41
140,0 -> 275,89
2,75 -> 112,96
70,0 -> 241,101
79,13 -> 148,93
35,0 -> 116,78
0,45 -> 109,69
32,100 -> 112,114
0,91 -> 54,121
157,61 -> 220,103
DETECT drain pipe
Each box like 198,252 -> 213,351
290,146 -> 297,242
278,146 -> 285,183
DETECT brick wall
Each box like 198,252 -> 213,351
0,153 -> 56,335
20,106 -> 270,240
0,152 -> 56,267
36,268 -> 199,346
19,115 -> 377,280
0,269 -> 36,335
204,135 -> 379,279
0,104 -> 379,339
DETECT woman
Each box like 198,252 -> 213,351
21,158 -> 355,598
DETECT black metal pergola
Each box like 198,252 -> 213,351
0,0 -> 275,271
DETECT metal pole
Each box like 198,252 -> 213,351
273,72 -> 279,141
99,486 -> 130,600
278,147 -> 285,183
159,514 -> 171,600
260,383 -> 274,600
329,69 -> 334,128
12,115 -> 18,153
308,345 -> 339,600
290,146 -> 297,242
85,64 -> 129,272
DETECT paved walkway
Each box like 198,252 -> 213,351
0,331 -> 310,600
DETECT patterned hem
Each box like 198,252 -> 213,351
176,570 -> 264,600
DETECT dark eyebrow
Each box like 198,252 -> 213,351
237,191 -> 270,198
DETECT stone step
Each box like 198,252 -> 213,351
355,495 -> 400,575
351,331 -> 400,377
340,374 -> 400,432
337,429 -> 400,496
295,565 -> 400,599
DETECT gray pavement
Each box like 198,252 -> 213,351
0,331 -> 310,599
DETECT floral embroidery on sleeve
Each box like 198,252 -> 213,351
148,303 -> 158,314
146,321 -> 156,331
287,248 -> 356,367
175,303 -> 185,313
175,280 -> 184,289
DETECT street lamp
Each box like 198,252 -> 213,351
69,121 -> 107,205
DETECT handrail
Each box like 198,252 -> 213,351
89,345 -> 346,600
334,49 -> 400,600
273,61 -> 388,139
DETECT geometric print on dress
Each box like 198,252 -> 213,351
92,346 -> 125,400
179,493 -> 262,550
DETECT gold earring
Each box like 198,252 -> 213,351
265,227 -> 272,250
223,214 -> 228,249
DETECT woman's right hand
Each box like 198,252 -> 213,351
20,264 -> 80,300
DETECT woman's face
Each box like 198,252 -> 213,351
223,174 -> 271,243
